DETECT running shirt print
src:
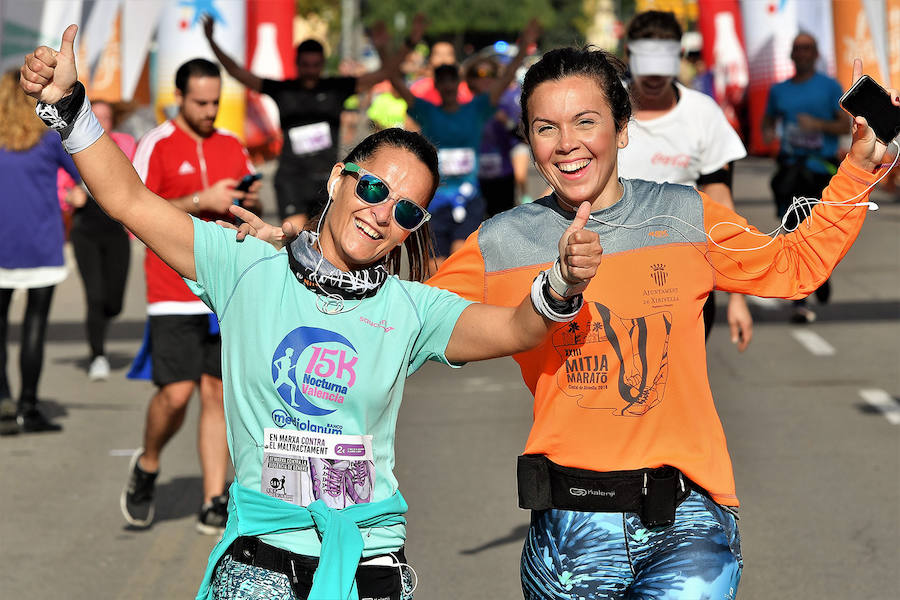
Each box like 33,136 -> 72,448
187,219 -> 472,556
427,159 -> 876,507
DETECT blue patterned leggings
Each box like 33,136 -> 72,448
521,491 -> 742,599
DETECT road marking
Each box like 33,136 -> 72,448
790,330 -> 836,356
109,448 -> 140,457
859,389 -> 900,425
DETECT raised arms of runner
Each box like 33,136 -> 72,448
488,19 -> 541,107
21,25 -> 197,281
203,16 -> 263,93
355,14 -> 426,94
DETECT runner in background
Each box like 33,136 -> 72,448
390,19 -> 542,267
203,14 -> 426,231
0,68 -> 77,435
409,39 -> 473,106
120,59 -> 260,536
61,100 -> 135,380
762,32 -> 849,323
619,10 -> 752,349
465,56 -> 525,218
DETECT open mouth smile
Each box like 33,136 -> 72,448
557,159 -> 591,176
355,218 -> 383,240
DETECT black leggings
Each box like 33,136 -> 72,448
0,286 -> 55,406
70,226 -> 130,358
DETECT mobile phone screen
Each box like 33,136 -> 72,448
840,75 -> 900,144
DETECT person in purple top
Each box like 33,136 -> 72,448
0,68 -> 79,435
465,56 -> 524,217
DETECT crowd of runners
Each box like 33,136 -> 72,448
2,7 -> 897,600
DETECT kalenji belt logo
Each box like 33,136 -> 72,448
271,327 -> 358,416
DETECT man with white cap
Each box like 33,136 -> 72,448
618,10 -> 753,351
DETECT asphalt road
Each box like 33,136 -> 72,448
0,157 -> 897,599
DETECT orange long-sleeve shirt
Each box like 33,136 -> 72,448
427,158 -> 876,506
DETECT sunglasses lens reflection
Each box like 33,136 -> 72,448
394,200 -> 426,230
357,175 -> 389,204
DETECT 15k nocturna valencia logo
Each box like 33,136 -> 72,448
271,327 -> 359,417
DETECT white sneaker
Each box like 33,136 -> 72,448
88,355 -> 110,381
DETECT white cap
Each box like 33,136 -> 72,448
628,39 -> 682,77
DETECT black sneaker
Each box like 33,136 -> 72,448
196,493 -> 228,535
0,398 -> 19,436
17,405 -> 62,433
120,448 -> 158,528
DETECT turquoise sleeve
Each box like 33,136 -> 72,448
187,218 -> 278,318
404,282 -> 473,374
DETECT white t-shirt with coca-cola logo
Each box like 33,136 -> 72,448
618,83 -> 746,187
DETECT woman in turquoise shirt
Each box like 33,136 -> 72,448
22,25 -> 602,600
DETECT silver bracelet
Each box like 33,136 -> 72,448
547,259 -> 588,298
35,82 -> 104,154
530,270 -> 583,322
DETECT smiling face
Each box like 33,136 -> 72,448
527,75 -> 628,210
319,147 -> 434,271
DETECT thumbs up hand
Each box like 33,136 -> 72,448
556,201 -> 602,294
20,24 -> 78,104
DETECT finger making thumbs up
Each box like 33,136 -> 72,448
20,24 -> 78,104
550,201 -> 602,298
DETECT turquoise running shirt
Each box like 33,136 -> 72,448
188,218 -> 472,556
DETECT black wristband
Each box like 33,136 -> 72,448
36,81 -> 85,133
542,276 -> 582,314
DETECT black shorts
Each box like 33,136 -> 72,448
429,194 -> 486,258
149,314 -> 221,386
274,168 -> 329,220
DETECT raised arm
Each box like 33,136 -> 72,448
203,15 -> 263,93
444,202 -> 601,363
356,14 -> 426,94
489,19 -> 541,106
21,25 -> 197,280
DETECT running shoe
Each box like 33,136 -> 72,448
17,404 -> 62,433
196,493 -> 229,535
0,398 -> 19,436
310,458 -> 349,509
790,305 -> 817,324
120,448 -> 158,528
88,355 -> 110,381
345,460 -> 373,504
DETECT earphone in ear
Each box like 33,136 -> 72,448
328,179 -> 337,198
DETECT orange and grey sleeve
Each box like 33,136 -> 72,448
704,158 -> 878,299
425,227 -> 488,302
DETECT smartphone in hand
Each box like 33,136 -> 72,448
840,75 -> 900,144
234,172 -> 263,204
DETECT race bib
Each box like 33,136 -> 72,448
261,428 -> 375,508
438,148 -> 476,177
784,122 -> 824,151
288,122 -> 333,156
478,152 -> 504,178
